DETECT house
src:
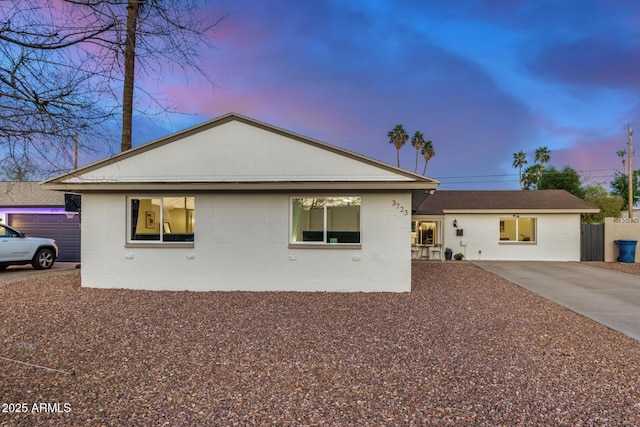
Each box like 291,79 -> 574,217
413,190 -> 599,261
42,113 -> 439,292
0,181 -> 80,262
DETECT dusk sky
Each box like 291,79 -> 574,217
124,0 -> 640,190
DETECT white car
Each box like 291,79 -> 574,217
0,224 -> 58,270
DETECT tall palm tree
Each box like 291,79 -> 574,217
411,131 -> 425,173
121,0 -> 140,152
535,146 -> 550,165
512,150 -> 528,190
387,124 -> 408,167
421,140 -> 435,175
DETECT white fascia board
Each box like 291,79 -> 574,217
42,181 -> 439,192
442,208 -> 600,214
411,214 -> 445,220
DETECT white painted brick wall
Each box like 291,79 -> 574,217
444,213 -> 581,261
81,192 -> 412,292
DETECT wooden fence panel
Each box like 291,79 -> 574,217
581,223 -> 604,261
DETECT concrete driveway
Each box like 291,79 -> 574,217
0,262 -> 78,286
474,261 -> 640,341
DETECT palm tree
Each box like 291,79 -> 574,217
120,0 -> 141,152
411,131 -> 425,173
535,146 -> 551,165
512,150 -> 528,189
617,149 -> 627,173
387,124 -> 408,167
522,164 -> 543,190
421,140 -> 435,175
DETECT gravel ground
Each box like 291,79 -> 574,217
582,261 -> 640,276
1,263 -> 640,426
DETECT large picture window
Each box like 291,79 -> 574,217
291,196 -> 361,245
129,197 -> 195,243
499,217 -> 536,242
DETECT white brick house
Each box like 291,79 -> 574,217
43,113 -> 439,292
413,190 -> 599,261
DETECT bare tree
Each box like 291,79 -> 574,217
0,41 -> 112,178
116,0 -> 224,150
0,0 -> 224,175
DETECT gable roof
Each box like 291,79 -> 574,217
0,181 -> 65,207
42,113 -> 439,192
416,190 -> 599,215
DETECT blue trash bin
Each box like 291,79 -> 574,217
615,239 -> 637,263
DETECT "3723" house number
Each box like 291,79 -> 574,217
392,200 -> 408,215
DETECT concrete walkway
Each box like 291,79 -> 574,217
473,261 -> 640,341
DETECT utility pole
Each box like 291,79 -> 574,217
628,125 -> 633,220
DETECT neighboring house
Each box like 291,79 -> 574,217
620,208 -> 640,219
0,181 -> 80,262
414,190 -> 599,261
42,113 -> 439,292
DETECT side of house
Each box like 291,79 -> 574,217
414,190 -> 599,261
442,212 -> 582,261
44,113 -> 438,292
80,192 -> 413,291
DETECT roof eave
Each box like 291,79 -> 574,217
41,181 -> 440,192
442,208 -> 600,214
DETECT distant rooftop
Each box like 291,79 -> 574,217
0,181 -> 65,207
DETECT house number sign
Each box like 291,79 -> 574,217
392,199 -> 408,215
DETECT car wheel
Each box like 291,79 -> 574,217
32,248 -> 55,270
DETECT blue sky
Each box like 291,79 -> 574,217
120,0 -> 640,190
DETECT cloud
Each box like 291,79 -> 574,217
528,38 -> 640,90
173,2 -> 536,186
125,0 -> 640,191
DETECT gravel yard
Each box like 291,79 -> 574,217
582,260 -> 640,276
1,262 -> 640,426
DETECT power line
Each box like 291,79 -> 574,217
434,173 -> 519,179
430,167 -> 622,187
433,168 -> 619,180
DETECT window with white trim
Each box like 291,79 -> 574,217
128,197 -> 195,243
499,217 -> 536,242
291,196 -> 361,244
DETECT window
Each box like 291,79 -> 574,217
499,218 -> 536,242
412,221 -> 436,244
0,225 -> 20,238
129,197 -> 195,243
291,196 -> 361,245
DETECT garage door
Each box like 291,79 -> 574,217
8,214 -> 80,262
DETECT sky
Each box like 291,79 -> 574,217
122,0 -> 640,190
